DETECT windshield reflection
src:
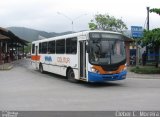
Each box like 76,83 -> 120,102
89,39 -> 126,65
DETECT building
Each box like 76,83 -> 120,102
123,35 -> 134,66
0,27 -> 28,64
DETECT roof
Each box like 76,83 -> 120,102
0,27 -> 8,33
0,34 -> 10,40
0,27 -> 29,46
123,35 -> 134,42
33,30 -> 134,43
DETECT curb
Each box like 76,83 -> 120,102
127,76 -> 160,79
0,64 -> 13,70
127,71 -> 160,79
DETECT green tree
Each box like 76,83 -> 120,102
88,14 -> 127,32
141,28 -> 160,67
146,8 -> 160,67
150,8 -> 160,15
24,43 -> 31,54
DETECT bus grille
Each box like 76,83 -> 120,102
101,66 -> 119,71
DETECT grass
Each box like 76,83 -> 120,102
130,66 -> 160,74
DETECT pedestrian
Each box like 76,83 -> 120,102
142,51 -> 147,66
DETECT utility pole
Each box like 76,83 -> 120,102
57,12 -> 87,33
146,7 -> 150,31
146,7 -> 150,65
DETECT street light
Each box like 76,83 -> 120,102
57,12 -> 87,33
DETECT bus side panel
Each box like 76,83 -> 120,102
73,69 -> 78,80
44,63 -> 63,76
31,60 -> 38,69
40,54 -> 78,78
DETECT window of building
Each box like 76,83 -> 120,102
56,39 -> 65,54
48,41 -> 55,54
66,37 -> 77,54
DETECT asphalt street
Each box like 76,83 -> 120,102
0,59 -> 160,111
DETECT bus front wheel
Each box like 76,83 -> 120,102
67,69 -> 78,83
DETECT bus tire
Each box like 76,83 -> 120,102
67,69 -> 78,83
39,63 -> 44,73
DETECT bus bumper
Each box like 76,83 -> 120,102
88,70 -> 127,82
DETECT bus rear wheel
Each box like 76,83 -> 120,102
39,64 -> 44,73
67,69 -> 78,83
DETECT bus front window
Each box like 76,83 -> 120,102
89,38 -> 126,65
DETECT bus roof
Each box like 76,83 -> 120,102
32,30 -> 122,43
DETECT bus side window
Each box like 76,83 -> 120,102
48,41 -> 55,54
66,37 -> 77,54
41,42 -> 48,54
56,39 -> 65,54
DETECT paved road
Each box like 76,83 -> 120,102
0,59 -> 160,111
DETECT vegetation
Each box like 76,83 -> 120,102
141,28 -> 160,47
140,28 -> 160,67
140,7 -> 160,68
130,66 -> 160,74
150,8 -> 160,15
88,14 -> 127,32
24,43 -> 31,54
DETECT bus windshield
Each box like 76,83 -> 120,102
89,33 -> 126,65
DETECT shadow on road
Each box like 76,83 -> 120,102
42,71 -> 124,88
42,71 -> 68,80
81,82 -> 124,88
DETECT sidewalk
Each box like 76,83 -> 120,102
127,70 -> 160,79
0,62 -> 13,70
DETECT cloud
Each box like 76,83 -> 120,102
0,0 -> 160,32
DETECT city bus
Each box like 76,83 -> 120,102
31,31 -> 127,82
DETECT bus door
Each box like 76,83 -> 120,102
79,41 -> 86,80
35,45 -> 39,69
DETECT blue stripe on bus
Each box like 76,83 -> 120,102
88,70 -> 127,82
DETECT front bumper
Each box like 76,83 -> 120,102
88,70 -> 127,82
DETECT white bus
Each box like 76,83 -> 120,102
31,31 -> 127,82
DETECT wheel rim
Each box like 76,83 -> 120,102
68,70 -> 74,80
70,71 -> 74,79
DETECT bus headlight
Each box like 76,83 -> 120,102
119,66 -> 127,72
123,66 -> 127,71
122,64 -> 127,71
91,68 -> 96,72
91,67 -> 99,74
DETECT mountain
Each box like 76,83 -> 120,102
7,27 -> 131,43
7,27 -> 73,42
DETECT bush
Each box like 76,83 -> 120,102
130,66 -> 160,74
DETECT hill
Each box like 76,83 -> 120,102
7,27 -> 131,42
7,27 -> 73,42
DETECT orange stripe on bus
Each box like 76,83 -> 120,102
92,65 -> 126,74
31,55 -> 40,61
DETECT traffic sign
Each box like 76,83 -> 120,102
131,26 -> 143,38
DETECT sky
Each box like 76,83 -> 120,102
0,0 -> 160,32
